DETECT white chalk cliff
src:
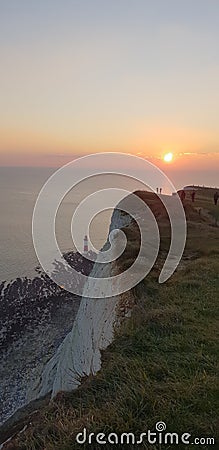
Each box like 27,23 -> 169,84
30,209 -> 133,400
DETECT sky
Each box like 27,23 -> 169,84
0,0 -> 219,187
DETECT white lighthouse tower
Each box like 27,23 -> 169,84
83,235 -> 88,255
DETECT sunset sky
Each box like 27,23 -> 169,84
0,0 -> 219,186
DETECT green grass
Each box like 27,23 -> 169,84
8,189 -> 219,450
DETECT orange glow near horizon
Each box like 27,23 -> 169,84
1,122 -> 218,163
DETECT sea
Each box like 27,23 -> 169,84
0,167 -> 106,282
0,166 -> 145,283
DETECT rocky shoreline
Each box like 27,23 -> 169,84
0,252 -> 95,426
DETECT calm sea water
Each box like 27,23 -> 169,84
0,167 -> 146,282
0,167 -> 111,282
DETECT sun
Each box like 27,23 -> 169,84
164,152 -> 173,163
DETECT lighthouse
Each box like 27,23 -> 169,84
83,235 -> 88,255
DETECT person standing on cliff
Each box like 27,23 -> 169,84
214,191 -> 219,206
191,191 -> 195,203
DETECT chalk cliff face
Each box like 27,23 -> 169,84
30,208 -> 133,400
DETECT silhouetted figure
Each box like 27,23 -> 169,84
160,187 -> 162,194
156,187 -> 159,194
214,191 -> 219,206
191,191 -> 195,203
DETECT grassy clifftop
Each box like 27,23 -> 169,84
2,188 -> 219,449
